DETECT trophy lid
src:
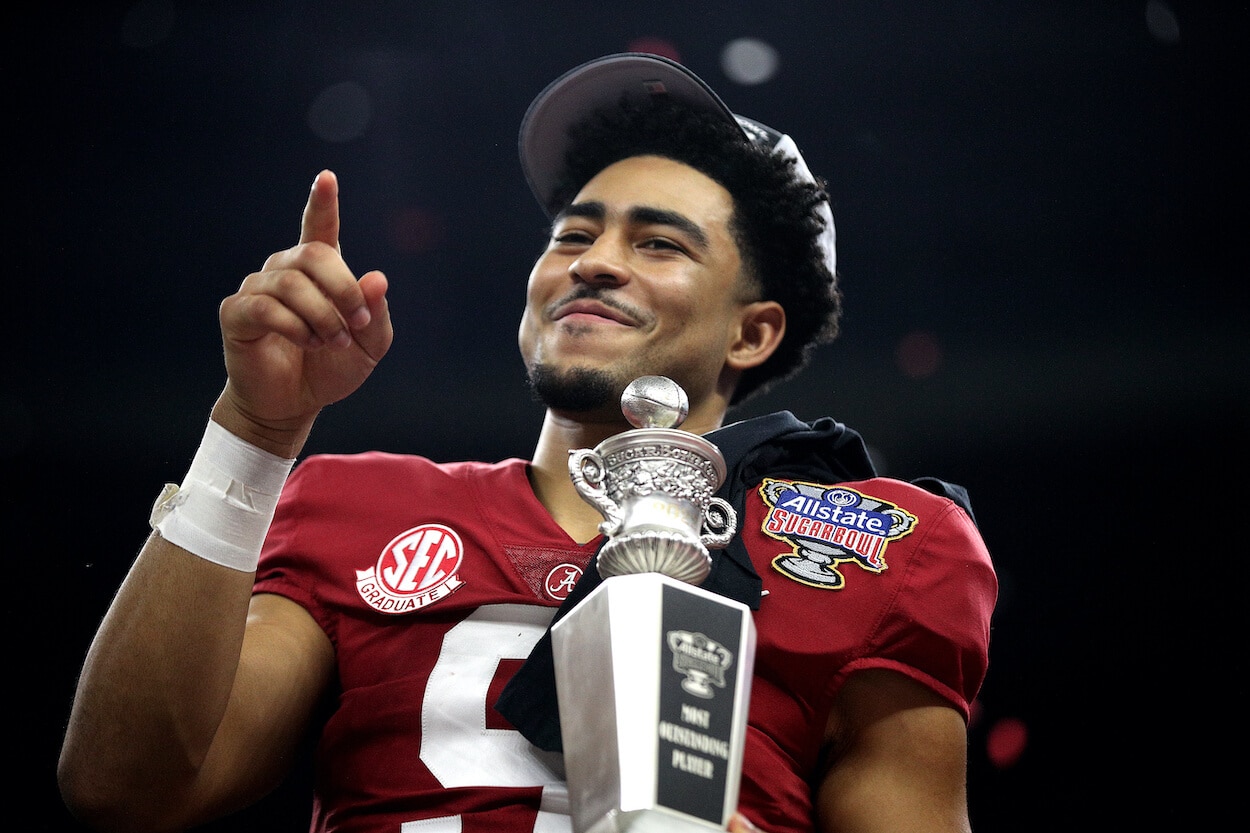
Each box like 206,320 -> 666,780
621,376 -> 689,429
595,376 -> 727,487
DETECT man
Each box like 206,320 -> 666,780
59,54 -> 996,833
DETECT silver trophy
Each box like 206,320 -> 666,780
553,376 -> 756,833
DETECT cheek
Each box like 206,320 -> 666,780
528,248 -> 565,281
526,257 -> 572,314
520,261 -> 552,318
517,306 -> 540,360
517,263 -> 542,357
667,300 -> 741,363
663,291 -> 717,333
524,258 -> 543,297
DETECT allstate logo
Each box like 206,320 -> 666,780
759,479 -> 917,589
667,630 -> 733,698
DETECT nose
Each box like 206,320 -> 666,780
568,234 -> 630,286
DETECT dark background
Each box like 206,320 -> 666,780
7,2 -> 1244,830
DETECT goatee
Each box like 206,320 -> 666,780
526,364 -> 617,412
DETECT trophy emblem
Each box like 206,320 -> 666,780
554,376 -> 755,833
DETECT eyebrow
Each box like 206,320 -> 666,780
554,201 -> 710,252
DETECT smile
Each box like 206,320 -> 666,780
551,298 -> 639,326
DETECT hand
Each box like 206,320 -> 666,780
729,811 -> 761,832
215,170 -> 393,456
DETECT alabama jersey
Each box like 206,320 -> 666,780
254,447 -> 995,833
732,474 -> 994,832
255,454 -> 591,833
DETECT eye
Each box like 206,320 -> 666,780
640,237 -> 685,253
552,229 -> 594,246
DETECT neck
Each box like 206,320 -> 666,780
528,399 -> 730,544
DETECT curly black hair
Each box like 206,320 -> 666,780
548,95 -> 842,405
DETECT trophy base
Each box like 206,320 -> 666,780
552,573 -> 755,833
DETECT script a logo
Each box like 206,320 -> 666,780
544,563 -> 583,601
356,523 -> 466,614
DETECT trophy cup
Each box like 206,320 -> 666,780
552,376 -> 756,833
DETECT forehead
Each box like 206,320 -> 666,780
570,155 -> 736,232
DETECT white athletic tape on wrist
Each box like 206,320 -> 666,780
149,420 -> 296,572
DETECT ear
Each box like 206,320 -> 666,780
725,300 -> 786,371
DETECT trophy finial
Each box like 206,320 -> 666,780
621,376 -> 689,429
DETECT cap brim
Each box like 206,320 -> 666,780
519,53 -> 743,216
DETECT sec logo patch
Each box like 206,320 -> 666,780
356,523 -> 466,614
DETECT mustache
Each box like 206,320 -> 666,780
545,285 -> 651,325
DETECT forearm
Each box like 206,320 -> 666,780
58,170 -> 388,831
58,534 -> 256,831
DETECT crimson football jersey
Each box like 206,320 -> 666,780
255,450 -> 995,833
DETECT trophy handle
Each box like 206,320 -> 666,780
568,448 -> 624,537
700,496 -> 738,550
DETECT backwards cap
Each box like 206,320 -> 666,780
518,52 -> 836,277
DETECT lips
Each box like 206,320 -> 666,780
551,297 -> 638,326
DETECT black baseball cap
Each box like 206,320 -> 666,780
518,52 -> 836,275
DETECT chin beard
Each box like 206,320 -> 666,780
526,364 -> 618,413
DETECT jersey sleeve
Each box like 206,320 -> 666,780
253,456 -> 333,632
847,497 -> 997,717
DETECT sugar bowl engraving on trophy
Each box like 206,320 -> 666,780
568,376 -> 738,585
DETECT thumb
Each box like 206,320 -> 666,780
299,169 -> 341,250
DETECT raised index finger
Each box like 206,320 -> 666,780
300,169 -> 341,249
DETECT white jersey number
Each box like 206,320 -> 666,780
409,604 -> 570,833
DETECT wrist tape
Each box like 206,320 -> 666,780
150,420 -> 296,572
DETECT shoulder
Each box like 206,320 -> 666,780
752,474 -> 975,534
286,453 -> 528,495
292,451 -> 517,476
745,473 -> 993,600
815,475 -> 992,583
744,473 -> 997,716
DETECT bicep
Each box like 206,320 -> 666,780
190,592 -> 335,821
816,669 -> 971,833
